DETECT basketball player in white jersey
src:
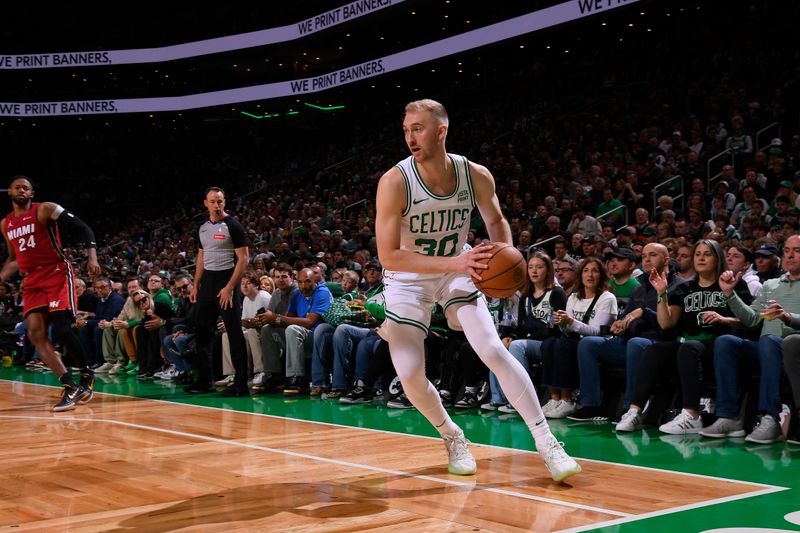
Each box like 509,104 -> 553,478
375,99 -> 581,482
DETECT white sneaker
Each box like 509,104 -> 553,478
538,433 -> 581,483
161,366 -> 181,380
615,409 -> 643,432
700,397 -> 716,415
94,362 -> 114,373
659,409 -> 703,435
443,429 -> 477,475
548,400 -> 578,419
154,365 -> 177,380
108,363 -> 124,374
249,371 -> 265,387
215,375 -> 235,387
541,399 -> 562,417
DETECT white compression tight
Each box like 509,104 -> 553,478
387,326 -> 461,436
387,298 -> 550,443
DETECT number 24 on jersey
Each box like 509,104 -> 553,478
18,235 -> 36,252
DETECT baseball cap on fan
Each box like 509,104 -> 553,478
364,259 -> 382,271
606,247 -> 636,262
754,243 -> 778,257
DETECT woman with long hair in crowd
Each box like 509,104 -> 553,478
483,249 -> 567,414
544,256 -> 618,418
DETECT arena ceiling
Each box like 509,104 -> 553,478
1,1 -> 658,111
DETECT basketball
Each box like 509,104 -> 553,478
471,242 -> 527,298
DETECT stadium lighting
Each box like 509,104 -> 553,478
303,103 -> 345,111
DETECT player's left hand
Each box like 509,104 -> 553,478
218,286 -> 233,309
454,243 -> 494,279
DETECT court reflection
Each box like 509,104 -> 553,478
106,480 -> 477,532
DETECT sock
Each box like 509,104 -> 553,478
59,372 -> 76,387
435,416 -> 462,437
529,416 -> 552,450
464,385 -> 478,393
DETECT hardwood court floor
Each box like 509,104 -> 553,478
0,378 -> 788,533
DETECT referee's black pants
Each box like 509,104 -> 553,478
194,270 -> 247,388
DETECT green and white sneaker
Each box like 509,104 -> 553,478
538,433 -> 581,483
443,429 -> 477,475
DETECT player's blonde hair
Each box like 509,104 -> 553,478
405,99 -> 449,127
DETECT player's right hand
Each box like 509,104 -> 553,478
87,257 -> 101,277
454,243 -> 493,280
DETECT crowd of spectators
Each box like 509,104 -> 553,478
2,2 -> 800,451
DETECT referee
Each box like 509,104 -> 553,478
185,187 -> 250,396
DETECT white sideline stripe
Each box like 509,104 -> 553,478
0,379 -> 783,491
554,485 -> 789,533
0,414 -> 630,518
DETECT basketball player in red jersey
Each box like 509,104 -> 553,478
0,176 -> 101,411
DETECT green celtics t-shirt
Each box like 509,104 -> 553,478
610,277 -> 640,300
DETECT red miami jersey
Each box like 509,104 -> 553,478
3,202 -> 67,273
3,202 -> 75,315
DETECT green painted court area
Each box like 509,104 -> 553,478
3,366 -> 798,532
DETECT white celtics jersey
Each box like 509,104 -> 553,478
388,153 -> 476,281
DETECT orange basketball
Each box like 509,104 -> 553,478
471,242 -> 527,298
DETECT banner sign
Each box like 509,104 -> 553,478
0,0 -> 639,116
0,0 -> 402,69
